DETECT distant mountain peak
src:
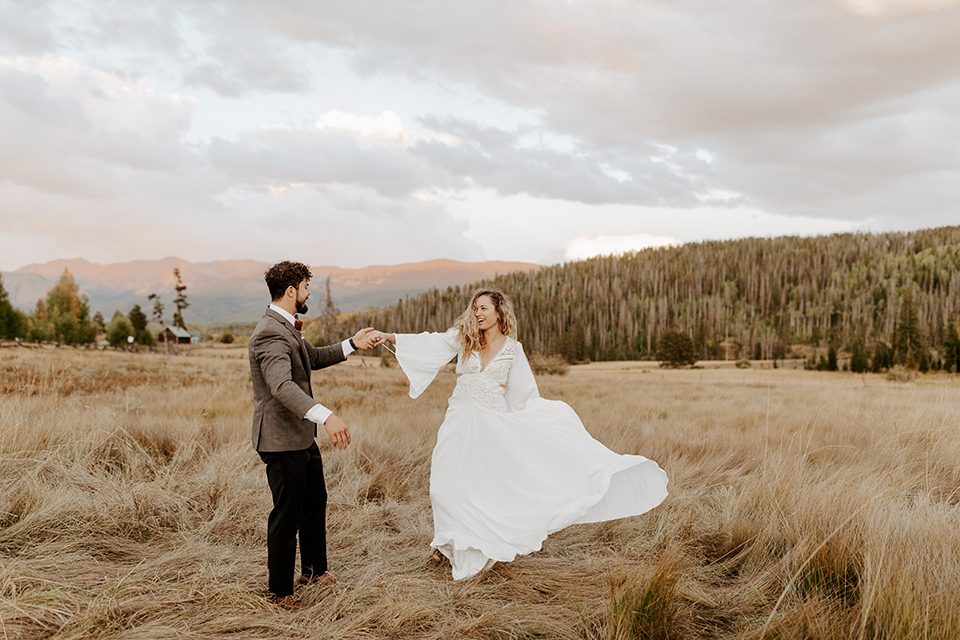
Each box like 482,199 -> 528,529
7,256 -> 541,325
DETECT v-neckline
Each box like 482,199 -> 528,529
478,337 -> 509,372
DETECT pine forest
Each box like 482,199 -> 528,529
343,226 -> 960,371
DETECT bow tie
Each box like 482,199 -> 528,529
294,318 -> 303,331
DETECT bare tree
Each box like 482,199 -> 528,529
148,293 -> 166,350
172,268 -> 190,330
322,275 -> 340,346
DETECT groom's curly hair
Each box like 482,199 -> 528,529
265,261 -> 312,301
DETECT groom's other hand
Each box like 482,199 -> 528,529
352,327 -> 380,349
323,414 -> 352,450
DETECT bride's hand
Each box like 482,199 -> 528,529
352,327 -> 380,349
370,330 -> 396,345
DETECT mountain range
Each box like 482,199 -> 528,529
2,257 -> 541,326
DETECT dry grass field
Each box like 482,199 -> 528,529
2,346 -> 960,639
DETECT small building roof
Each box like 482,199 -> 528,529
164,326 -> 192,338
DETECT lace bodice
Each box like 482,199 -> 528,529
449,338 -> 517,412
395,329 -> 539,412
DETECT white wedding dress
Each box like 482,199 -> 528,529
395,329 -> 669,580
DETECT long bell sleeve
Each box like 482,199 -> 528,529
503,342 -> 541,412
394,328 -> 460,398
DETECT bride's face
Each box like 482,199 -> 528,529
474,295 -> 499,332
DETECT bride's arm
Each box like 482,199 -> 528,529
381,328 -> 460,398
504,342 -> 541,412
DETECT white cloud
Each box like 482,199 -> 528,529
599,163 -> 632,183
695,189 -> 744,204
0,54 -> 196,199
565,234 -> 682,260
695,149 -> 716,163
839,0 -> 960,17
315,110 -> 411,144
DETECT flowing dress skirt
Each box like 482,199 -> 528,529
430,396 -> 669,580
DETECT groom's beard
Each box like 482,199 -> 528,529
295,297 -> 309,315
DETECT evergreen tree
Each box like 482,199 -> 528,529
128,304 -> 154,345
556,325 -> 588,363
656,330 -> 698,368
92,311 -> 106,335
871,341 -> 892,373
322,275 -> 340,346
943,322 -> 960,374
106,310 -> 135,347
172,268 -> 190,330
893,288 -> 926,368
139,329 -> 156,346
0,272 -> 26,339
128,304 -> 147,338
849,341 -> 869,373
827,346 -> 838,372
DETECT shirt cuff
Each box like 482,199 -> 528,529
341,338 -> 355,356
304,403 -> 333,425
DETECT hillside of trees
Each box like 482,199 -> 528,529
339,226 -> 960,372
0,268 -> 190,347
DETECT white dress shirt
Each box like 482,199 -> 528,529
269,303 -> 354,425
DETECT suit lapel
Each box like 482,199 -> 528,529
265,308 -> 311,373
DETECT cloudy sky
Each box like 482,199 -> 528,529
1,0 -> 959,271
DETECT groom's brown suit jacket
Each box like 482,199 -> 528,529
248,307 -> 346,452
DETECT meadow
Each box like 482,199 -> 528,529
1,345 -> 959,639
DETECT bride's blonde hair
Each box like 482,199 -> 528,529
454,289 -> 518,355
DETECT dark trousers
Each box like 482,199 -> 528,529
258,442 -> 328,597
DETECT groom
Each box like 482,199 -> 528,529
249,260 -> 378,610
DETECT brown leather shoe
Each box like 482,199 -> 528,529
268,594 -> 305,612
298,572 -> 340,587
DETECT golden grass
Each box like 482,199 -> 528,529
1,348 -> 959,639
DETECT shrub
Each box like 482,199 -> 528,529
106,311 -> 134,347
528,353 -> 570,376
219,331 -> 235,344
886,365 -> 917,382
656,330 -> 698,368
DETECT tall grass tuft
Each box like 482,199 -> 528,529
601,552 -> 683,640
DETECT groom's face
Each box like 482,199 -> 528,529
294,279 -> 310,315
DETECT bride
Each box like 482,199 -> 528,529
373,289 -> 668,580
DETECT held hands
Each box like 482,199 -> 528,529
323,414 -> 352,450
352,327 -> 380,350
368,330 -> 396,346
351,327 -> 395,349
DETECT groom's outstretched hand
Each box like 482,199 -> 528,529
324,414 -> 352,450
352,327 -> 381,350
